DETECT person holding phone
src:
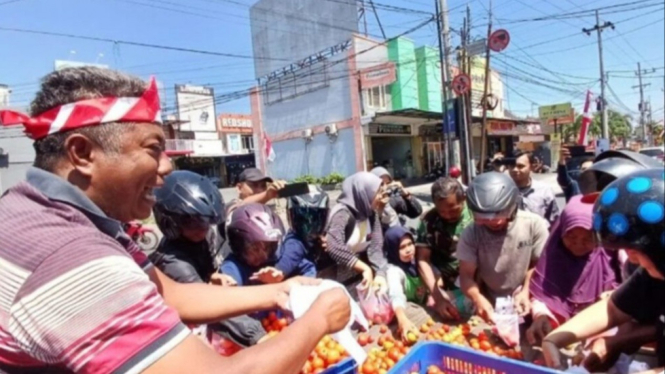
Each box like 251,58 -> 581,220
326,172 -> 390,293
557,146 -> 594,202
227,168 -> 286,217
370,166 -> 422,229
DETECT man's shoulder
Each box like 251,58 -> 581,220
531,178 -> 556,195
515,209 -> 549,230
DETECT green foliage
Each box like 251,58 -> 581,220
292,174 -> 318,184
319,172 -> 345,185
562,110 -> 632,143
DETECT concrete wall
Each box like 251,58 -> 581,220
0,126 -> 35,193
388,38 -> 419,110
250,0 -> 357,79
416,46 -> 442,112
267,128 -> 357,180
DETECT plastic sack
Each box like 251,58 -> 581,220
446,288 -> 476,318
356,284 -> 395,325
492,296 -> 520,347
211,333 -> 243,356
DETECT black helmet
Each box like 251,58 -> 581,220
578,150 -> 662,195
286,185 -> 330,247
153,170 -> 225,239
466,172 -> 519,219
593,168 -> 665,275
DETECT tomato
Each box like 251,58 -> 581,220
442,324 -> 450,332
378,369 -> 388,374
268,311 -> 278,322
479,340 -> 492,351
315,346 -> 328,358
385,357 -> 396,368
377,336 -> 386,347
277,318 -> 288,329
406,332 -> 418,344
312,357 -> 325,370
379,325 -> 388,334
367,335 -> 375,344
326,349 -> 341,365
357,334 -> 369,347
361,362 -> 378,374
427,318 -> 435,326
383,340 -> 395,350
420,324 -> 430,333
427,365 -> 442,374
301,360 -> 313,374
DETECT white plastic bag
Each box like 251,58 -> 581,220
286,280 -> 369,365
492,296 -> 520,347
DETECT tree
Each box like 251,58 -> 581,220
561,110 -> 631,143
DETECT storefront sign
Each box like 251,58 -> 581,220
486,121 -> 542,136
419,124 -> 442,137
218,114 -> 253,134
519,135 -> 545,142
539,103 -> 573,123
359,62 -> 396,89
369,124 -> 412,135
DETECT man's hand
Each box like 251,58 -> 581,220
360,268 -> 374,291
542,339 -> 566,370
209,273 -> 237,287
274,276 -> 322,310
316,235 -> 327,251
473,294 -> 495,323
559,147 -> 571,166
433,290 -> 460,320
309,288 -> 352,334
513,290 -> 531,317
266,180 -> 286,200
397,317 -> 418,343
250,267 -> 285,284
583,337 -> 620,373
391,181 -> 409,197
526,315 -> 553,345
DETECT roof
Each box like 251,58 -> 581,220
371,108 -> 444,126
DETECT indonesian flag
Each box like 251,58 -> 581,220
263,131 -> 276,162
579,90 -> 593,146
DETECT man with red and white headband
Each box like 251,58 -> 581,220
0,67 -> 350,374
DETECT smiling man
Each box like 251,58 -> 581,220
0,67 -> 350,374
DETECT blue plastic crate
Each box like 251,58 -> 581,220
321,358 -> 357,374
389,342 -> 560,374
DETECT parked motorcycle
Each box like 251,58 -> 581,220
125,221 -> 160,252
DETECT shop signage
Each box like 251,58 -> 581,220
419,124 -> 442,136
487,121 -> 542,136
359,62 -> 396,89
467,39 -> 486,57
539,103 -> 573,123
369,124 -> 412,135
519,135 -> 545,142
218,114 -> 253,134
547,109 -> 575,125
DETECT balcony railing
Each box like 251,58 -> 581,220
165,139 -> 194,152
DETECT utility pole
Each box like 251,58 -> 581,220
457,15 -> 473,184
478,0 -> 492,174
634,62 -> 655,145
583,10 -> 614,140
435,0 -> 455,175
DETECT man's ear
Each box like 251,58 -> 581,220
63,133 -> 97,177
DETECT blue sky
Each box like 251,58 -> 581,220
1,0 -> 663,125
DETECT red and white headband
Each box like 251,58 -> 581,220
0,77 -> 162,140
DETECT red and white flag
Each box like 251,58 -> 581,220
263,131 -> 276,162
579,90 -> 593,146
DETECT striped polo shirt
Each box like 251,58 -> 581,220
0,168 -> 189,373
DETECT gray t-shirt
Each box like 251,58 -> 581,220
456,210 -> 549,302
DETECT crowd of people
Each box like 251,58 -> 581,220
0,67 -> 662,374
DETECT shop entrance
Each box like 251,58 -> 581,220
370,137 -> 413,179
423,142 -> 445,174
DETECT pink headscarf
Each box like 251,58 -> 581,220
529,196 -> 620,320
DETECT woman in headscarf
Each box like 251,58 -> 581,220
526,195 -> 621,345
326,172 -> 389,292
370,167 -> 422,229
385,225 -> 428,342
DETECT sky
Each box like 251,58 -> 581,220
1,0 -> 663,126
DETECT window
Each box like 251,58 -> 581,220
241,135 -> 254,152
365,85 -> 390,111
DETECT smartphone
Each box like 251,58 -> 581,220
567,145 -> 587,157
277,182 -> 310,198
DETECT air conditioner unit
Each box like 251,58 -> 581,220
325,123 -> 338,136
302,129 -> 312,139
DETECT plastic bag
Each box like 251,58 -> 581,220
356,284 -> 395,325
492,296 -> 520,347
446,288 -> 476,318
211,333 -> 243,356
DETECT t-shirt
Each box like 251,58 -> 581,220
455,209 -> 549,302
415,206 -> 473,289
611,268 -> 665,367
518,178 -> 560,226
0,168 -> 188,373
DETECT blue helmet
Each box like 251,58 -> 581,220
593,168 -> 665,275
153,170 -> 225,239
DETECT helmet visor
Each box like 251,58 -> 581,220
176,215 -> 219,231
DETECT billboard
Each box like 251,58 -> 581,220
218,113 -> 253,134
175,85 -> 217,132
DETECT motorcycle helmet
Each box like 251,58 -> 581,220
593,168 -> 665,275
466,171 -> 519,219
153,170 -> 224,240
226,203 -> 285,265
287,185 -> 330,248
449,166 -> 461,179
578,150 -> 662,195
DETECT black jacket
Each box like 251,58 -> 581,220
150,238 -> 267,347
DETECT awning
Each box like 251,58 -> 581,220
371,108 -> 443,126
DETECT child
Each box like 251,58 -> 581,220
385,225 -> 429,342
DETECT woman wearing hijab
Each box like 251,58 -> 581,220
326,172 -> 389,291
370,167 -> 423,229
385,225 -> 428,342
526,195 -> 621,345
